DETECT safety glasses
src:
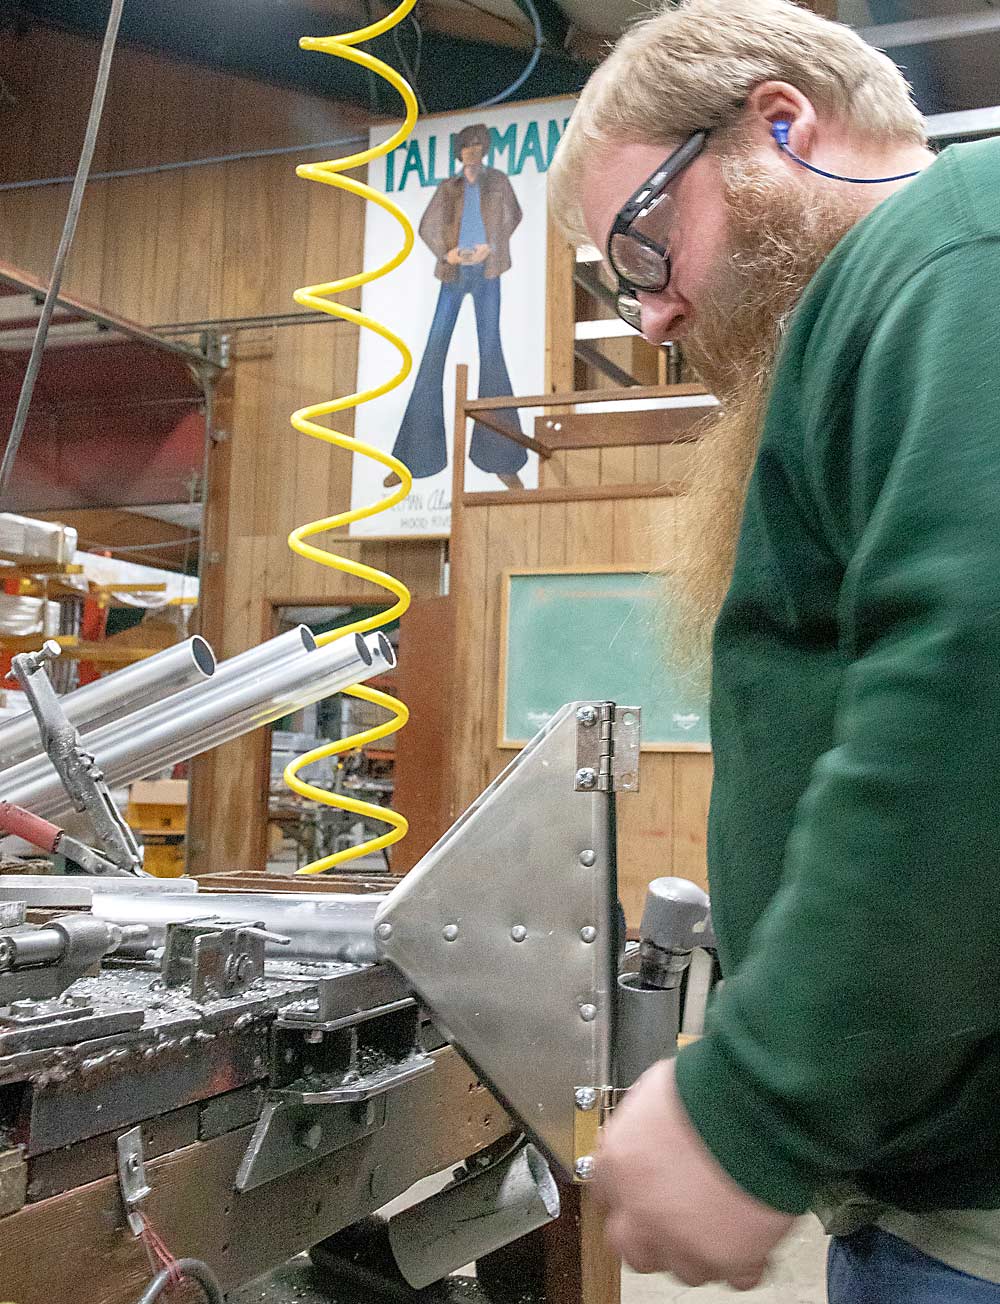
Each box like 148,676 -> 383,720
607,130 -> 709,330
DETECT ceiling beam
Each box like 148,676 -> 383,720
927,104 -> 1000,140
856,10 -> 1000,50
418,1 -> 534,50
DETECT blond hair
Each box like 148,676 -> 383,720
549,0 -> 927,244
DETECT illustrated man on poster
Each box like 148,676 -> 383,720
384,123 -> 529,491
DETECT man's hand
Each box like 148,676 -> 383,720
445,247 -> 463,265
469,243 -> 491,264
594,1059 -> 795,1289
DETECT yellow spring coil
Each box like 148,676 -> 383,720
285,0 -> 418,875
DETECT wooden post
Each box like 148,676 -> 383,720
446,364 -> 471,823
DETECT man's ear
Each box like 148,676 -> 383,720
744,81 -> 818,159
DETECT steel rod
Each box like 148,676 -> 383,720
94,889 -> 386,965
0,636 -> 216,769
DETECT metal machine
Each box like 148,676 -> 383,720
0,637 -> 715,1302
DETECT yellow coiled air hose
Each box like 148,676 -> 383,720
285,1 -> 418,875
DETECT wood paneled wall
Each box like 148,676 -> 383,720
0,25 -> 444,872
449,224 -> 712,924
2,25 -> 711,896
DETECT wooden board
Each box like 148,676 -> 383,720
0,1049 -> 508,1304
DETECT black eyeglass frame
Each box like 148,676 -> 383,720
606,129 -> 710,328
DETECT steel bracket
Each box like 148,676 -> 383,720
116,1126 -> 152,1237
235,1094 -> 386,1193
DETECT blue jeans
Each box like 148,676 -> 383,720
390,265 -> 527,479
829,1228 -> 1000,1302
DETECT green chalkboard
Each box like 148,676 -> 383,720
499,568 -> 711,751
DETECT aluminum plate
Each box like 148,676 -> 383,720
374,702 -> 618,1179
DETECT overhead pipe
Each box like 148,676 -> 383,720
0,636 -> 216,770
0,630 -> 393,821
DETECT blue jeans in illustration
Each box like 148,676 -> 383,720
389,264 -> 527,479
829,1228 -> 1000,1303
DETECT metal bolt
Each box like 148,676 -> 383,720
575,767 -> 598,790
127,1155 -> 140,1173
574,1156 -> 596,1181
580,926 -> 597,944
576,706 -> 597,727
579,1003 -> 597,1022
299,1124 -> 323,1152
579,849 -> 596,867
442,924 -> 459,942
574,1087 -> 597,1111
376,923 -> 393,941
510,925 -> 527,943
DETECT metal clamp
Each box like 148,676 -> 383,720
10,642 -> 145,875
161,920 -> 290,1002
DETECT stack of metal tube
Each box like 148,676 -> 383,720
0,627 -> 394,822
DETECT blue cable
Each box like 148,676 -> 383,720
475,0 -> 542,108
771,120 -> 920,185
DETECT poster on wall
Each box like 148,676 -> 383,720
349,98 -> 576,539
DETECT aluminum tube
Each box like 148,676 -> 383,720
0,636 -> 216,769
200,624 -> 317,688
92,890 -> 385,965
1,631 -> 393,821
388,1145 -> 560,1289
106,629 -> 386,776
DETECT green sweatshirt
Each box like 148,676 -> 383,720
674,137 -> 1000,1250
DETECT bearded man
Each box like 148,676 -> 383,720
548,1 -> 1000,1299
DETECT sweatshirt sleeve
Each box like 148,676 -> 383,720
675,242 -> 1000,1214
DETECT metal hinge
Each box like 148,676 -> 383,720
575,703 -> 641,793
571,1084 -> 628,1181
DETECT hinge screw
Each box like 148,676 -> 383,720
574,1156 -> 596,1181
579,849 -> 596,867
580,926 -> 596,944
574,1087 -> 597,1111
376,923 -> 393,941
579,1003 -> 597,1022
576,706 -> 597,727
442,924 -> 459,941
510,925 -> 527,943
575,767 -> 597,790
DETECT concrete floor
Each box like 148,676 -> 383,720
235,1218 -> 829,1303
623,1218 -> 828,1303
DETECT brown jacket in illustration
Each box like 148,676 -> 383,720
418,167 -> 522,283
